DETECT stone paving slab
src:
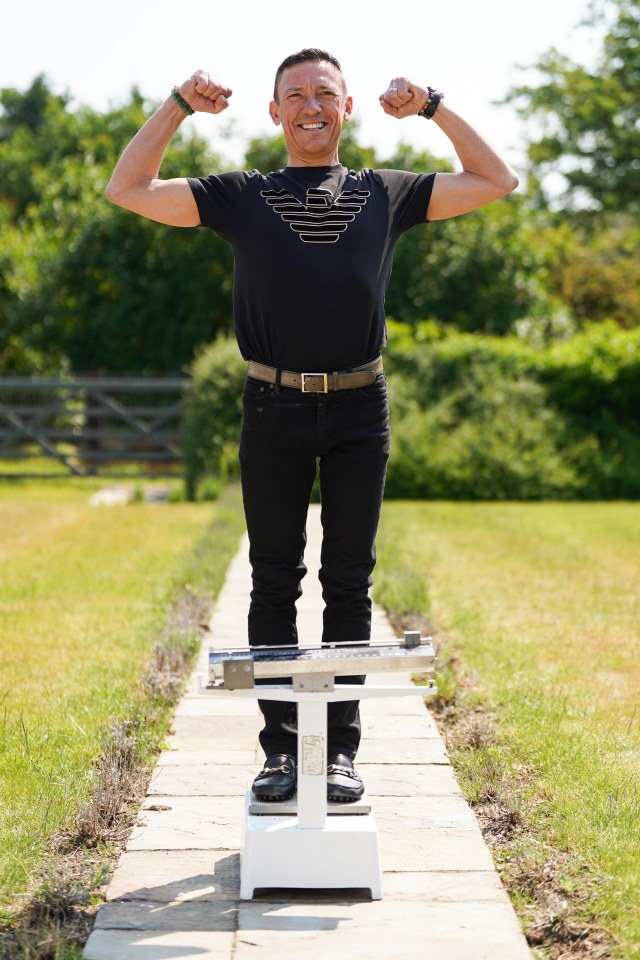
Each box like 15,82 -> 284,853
357,694 -> 432,716
127,797 -> 243,851
165,715 -> 261,746
93,901 -> 238,931
358,763 -> 461,796
234,900 -> 532,960
359,713 -> 437,738
379,828 -> 495,872
156,748 -> 259,767
355,737 -> 449,764
84,506 -> 531,960
378,870 -> 510,901
174,696 -> 260,716
107,850 -> 240,902
84,930 -> 234,960
148,764 -> 257,797
374,795 -> 482,831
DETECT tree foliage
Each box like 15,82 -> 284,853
508,0 -> 640,214
0,77 -> 232,374
502,0 -> 640,330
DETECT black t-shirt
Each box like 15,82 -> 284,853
188,164 -> 434,371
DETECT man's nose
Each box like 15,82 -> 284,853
302,95 -> 322,112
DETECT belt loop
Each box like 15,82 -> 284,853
275,367 -> 282,393
332,371 -> 338,391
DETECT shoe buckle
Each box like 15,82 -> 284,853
301,372 -> 328,393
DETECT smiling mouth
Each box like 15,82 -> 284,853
299,122 -> 327,130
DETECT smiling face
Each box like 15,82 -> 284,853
269,60 -> 353,167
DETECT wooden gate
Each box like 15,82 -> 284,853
0,376 -> 190,477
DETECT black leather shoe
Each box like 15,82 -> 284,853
252,754 -> 296,801
327,754 -> 365,803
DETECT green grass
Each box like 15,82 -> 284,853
0,455 -> 182,478
375,501 -> 640,959
0,479 -> 245,921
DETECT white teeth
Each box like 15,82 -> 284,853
301,123 -> 325,129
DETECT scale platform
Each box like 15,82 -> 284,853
249,789 -> 372,816
201,632 -> 437,899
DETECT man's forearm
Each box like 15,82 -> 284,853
432,102 -> 518,193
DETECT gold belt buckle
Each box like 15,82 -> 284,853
301,372 -> 329,393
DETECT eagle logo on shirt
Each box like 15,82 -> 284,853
260,187 -> 370,244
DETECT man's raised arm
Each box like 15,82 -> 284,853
104,70 -> 232,227
379,77 -> 519,221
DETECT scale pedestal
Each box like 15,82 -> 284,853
202,635 -> 436,900
242,787 -> 382,899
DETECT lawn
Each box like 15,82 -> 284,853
0,479 -> 245,922
375,501 -> 640,960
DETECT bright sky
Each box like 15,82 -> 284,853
3,0 -> 601,171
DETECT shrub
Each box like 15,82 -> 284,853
182,335 -> 245,500
383,321 -> 640,500
386,362 -> 580,500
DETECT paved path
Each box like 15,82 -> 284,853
84,506 -> 531,960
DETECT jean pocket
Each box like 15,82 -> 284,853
242,377 -> 269,400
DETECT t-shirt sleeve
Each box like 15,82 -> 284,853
187,170 -> 259,237
372,169 -> 436,233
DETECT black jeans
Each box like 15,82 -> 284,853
239,373 -> 390,760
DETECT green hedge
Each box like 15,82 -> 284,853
384,320 -> 640,499
183,324 -> 640,500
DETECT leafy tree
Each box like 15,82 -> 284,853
386,194 -> 558,336
375,146 -> 559,335
0,78 -> 233,374
23,208 -> 234,375
502,0 -> 640,328
244,131 -> 287,173
507,0 -> 640,213
531,216 -> 640,328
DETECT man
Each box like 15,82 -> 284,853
106,48 -> 518,803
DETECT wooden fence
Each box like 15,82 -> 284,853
0,376 -> 190,477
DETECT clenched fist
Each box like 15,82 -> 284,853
379,77 -> 428,119
176,70 -> 232,115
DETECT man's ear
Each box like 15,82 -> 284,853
269,100 -> 281,126
343,95 -> 353,122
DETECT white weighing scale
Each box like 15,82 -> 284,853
201,632 -> 437,899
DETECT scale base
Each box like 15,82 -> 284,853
240,790 -> 383,900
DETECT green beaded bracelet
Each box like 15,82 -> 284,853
171,86 -> 194,116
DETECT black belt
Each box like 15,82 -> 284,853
247,357 -> 383,393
